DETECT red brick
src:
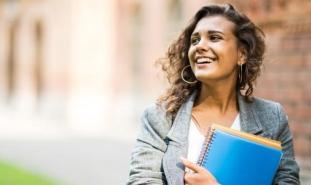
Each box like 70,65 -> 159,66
306,54 -> 311,69
291,122 -> 311,136
293,135 -> 311,157
295,105 -> 311,120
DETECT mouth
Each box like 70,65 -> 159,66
195,56 -> 216,64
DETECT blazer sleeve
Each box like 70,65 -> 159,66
273,103 -> 300,185
127,105 -> 170,185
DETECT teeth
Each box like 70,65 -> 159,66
197,57 -> 213,64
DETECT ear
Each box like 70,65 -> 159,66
237,46 -> 247,65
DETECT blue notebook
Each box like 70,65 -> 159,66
197,124 -> 283,185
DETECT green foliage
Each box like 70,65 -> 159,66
0,161 -> 60,185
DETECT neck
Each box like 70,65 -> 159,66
195,81 -> 238,114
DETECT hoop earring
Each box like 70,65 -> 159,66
181,65 -> 197,84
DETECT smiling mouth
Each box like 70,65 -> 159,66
196,57 -> 216,64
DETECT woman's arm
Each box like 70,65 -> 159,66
127,106 -> 170,185
273,103 -> 300,185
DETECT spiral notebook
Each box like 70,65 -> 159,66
197,124 -> 283,185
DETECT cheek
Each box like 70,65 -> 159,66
188,47 -> 195,63
227,43 -> 239,58
217,44 -> 239,62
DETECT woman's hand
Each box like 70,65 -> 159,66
181,157 -> 220,185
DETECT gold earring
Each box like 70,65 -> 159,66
181,65 -> 197,84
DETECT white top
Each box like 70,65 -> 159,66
186,114 -> 240,163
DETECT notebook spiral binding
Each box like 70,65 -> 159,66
197,126 -> 216,166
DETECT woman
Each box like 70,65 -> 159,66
128,4 -> 300,185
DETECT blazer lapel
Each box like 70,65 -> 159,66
238,94 -> 263,135
163,91 -> 197,185
163,92 -> 264,185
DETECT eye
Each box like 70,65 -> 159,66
210,35 -> 222,42
190,36 -> 200,45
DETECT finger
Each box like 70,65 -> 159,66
184,171 -> 198,184
180,157 -> 203,173
181,157 -> 219,184
185,170 -> 219,185
200,168 -> 219,183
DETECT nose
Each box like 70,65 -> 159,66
195,39 -> 209,53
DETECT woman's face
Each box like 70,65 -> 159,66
188,15 -> 244,84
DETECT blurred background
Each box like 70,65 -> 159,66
0,0 -> 310,184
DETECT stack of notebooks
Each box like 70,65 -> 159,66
197,124 -> 283,185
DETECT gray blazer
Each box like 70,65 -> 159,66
128,91 -> 300,185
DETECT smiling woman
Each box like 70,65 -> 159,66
188,16 -> 242,93
128,3 -> 300,185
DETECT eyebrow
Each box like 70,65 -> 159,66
191,30 -> 225,37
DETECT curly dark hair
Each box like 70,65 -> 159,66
156,4 -> 265,117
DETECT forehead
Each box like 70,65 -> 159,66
192,16 -> 236,35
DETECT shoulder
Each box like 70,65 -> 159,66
250,96 -> 286,119
251,96 -> 282,111
250,96 -> 288,138
140,103 -> 173,139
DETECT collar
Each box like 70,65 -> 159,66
166,91 -> 263,144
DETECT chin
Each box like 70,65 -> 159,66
195,72 -> 215,79
195,73 -> 223,83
